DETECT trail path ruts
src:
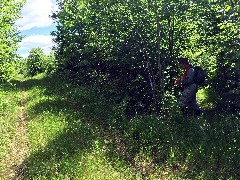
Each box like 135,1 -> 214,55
4,90 -> 29,180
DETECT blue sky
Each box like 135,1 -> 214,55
16,0 -> 58,58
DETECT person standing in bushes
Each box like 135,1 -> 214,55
174,57 -> 201,116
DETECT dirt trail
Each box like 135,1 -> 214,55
4,90 -> 29,179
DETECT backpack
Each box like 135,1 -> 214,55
193,66 -> 207,85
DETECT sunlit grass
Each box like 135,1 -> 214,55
16,74 -> 139,179
0,84 -> 21,176
1,73 -> 239,179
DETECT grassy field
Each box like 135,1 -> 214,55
0,80 -> 28,179
0,73 -> 239,179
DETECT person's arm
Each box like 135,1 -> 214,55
182,68 -> 195,86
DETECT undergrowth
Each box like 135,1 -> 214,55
2,73 -> 240,179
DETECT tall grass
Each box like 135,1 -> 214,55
12,74 -> 140,179
4,73 -> 240,179
0,83 -> 21,177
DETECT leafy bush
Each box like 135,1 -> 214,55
0,59 -> 22,82
51,0 -> 239,115
43,52 -> 58,74
25,48 -> 46,76
24,48 -> 58,77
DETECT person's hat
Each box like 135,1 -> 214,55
177,57 -> 189,64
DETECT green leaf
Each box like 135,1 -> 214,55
225,5 -> 231,12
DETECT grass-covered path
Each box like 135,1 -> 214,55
1,73 -> 240,179
1,83 -> 29,179
2,74 -> 145,179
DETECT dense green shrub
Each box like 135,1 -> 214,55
0,59 -> 21,82
44,52 -> 58,74
25,48 -> 46,76
52,0 -> 240,115
24,48 -> 58,77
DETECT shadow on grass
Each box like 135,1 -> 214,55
13,75 -> 140,178
12,78 -> 47,91
20,113 -> 99,178
12,74 -> 240,179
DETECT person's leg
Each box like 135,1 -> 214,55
179,88 -> 191,108
179,88 -> 192,115
179,84 -> 199,115
188,95 -> 201,116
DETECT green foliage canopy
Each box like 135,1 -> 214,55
52,0 -> 240,114
0,0 -> 25,81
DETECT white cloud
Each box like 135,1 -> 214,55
16,0 -> 58,30
19,35 -> 55,57
20,52 -> 30,59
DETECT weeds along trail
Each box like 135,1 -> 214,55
2,84 -> 29,179
3,74 -> 239,179
6,91 -> 29,179
6,74 -> 145,179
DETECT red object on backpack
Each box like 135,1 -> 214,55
181,65 -> 191,91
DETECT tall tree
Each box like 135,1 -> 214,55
52,0 -> 240,114
25,48 -> 47,77
0,0 -> 25,81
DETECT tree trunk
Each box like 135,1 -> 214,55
157,16 -> 164,95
